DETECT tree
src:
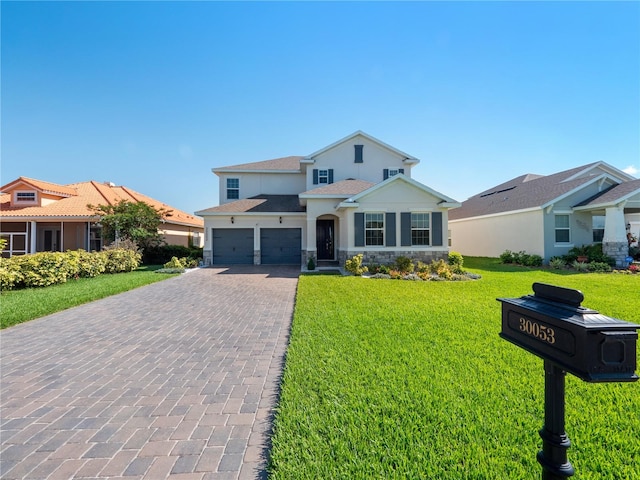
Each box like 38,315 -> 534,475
88,200 -> 168,250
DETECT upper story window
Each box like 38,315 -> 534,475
383,168 -> 404,180
15,191 -> 36,204
411,213 -> 430,246
313,169 -> 334,185
226,178 -> 239,200
365,213 -> 384,246
554,214 -> 571,243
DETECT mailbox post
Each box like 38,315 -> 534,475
498,283 -> 639,479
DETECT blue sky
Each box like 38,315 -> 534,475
2,1 -> 639,216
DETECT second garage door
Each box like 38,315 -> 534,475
212,228 -> 254,265
260,228 -> 301,265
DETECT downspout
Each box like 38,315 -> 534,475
60,221 -> 64,252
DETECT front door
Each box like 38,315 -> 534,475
316,219 -> 334,260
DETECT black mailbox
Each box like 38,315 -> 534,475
498,282 -> 639,382
499,283 -> 639,479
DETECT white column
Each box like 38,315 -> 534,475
603,204 -> 628,266
30,221 -> 37,253
603,205 -> 627,243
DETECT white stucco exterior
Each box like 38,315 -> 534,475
196,131 -> 460,266
450,209 -> 544,258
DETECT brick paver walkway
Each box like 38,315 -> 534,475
0,266 -> 299,479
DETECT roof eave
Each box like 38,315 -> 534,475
213,168 -> 301,175
337,201 -> 360,209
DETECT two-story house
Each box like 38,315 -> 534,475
195,131 -> 460,266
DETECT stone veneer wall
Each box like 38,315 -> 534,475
337,249 -> 448,266
603,241 -> 630,267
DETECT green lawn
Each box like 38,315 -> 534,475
0,266 -> 178,329
269,259 -> 640,479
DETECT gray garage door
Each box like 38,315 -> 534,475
212,228 -> 254,265
260,228 -> 301,265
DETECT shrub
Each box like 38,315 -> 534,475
307,257 -> 316,271
0,257 -> 22,291
572,260 -> 589,272
523,254 -> 543,267
567,244 -> 615,266
448,251 -> 464,274
143,245 -> 203,265
587,262 -> 612,273
501,250 -> 543,267
549,257 -> 566,270
429,259 -> 453,280
345,254 -> 368,276
164,256 -> 186,269
13,252 -> 71,288
395,256 -> 414,273
102,248 -> 141,273
499,250 -> 515,264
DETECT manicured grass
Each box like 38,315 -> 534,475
0,266 -> 178,329
269,259 -> 640,479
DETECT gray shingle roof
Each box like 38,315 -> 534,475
449,162 -> 616,220
301,179 -> 375,196
574,179 -> 640,207
196,195 -> 305,214
213,156 -> 303,172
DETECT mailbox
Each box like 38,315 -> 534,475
499,283 -> 639,479
498,282 -> 639,382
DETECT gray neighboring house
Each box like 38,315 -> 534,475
449,162 -> 640,265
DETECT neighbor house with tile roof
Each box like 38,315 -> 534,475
195,131 -> 460,266
0,177 -> 204,257
448,162 -> 640,265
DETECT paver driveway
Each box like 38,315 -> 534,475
0,266 -> 299,480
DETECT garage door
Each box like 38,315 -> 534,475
212,228 -> 254,265
260,228 -> 301,265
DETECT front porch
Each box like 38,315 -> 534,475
0,221 -> 101,258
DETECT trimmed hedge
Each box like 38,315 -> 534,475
143,245 -> 203,265
0,248 -> 141,292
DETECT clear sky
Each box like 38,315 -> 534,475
2,1 -> 639,216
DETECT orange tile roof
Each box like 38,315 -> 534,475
1,177 -> 78,197
0,178 -> 203,228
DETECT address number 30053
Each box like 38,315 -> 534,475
519,317 -> 556,345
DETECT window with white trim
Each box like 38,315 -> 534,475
555,214 -> 571,243
318,169 -> 329,184
226,178 -> 239,200
411,213 -> 430,245
15,192 -> 36,203
365,213 -> 384,246
388,168 -> 400,177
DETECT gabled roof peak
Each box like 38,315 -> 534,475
304,131 -> 419,164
